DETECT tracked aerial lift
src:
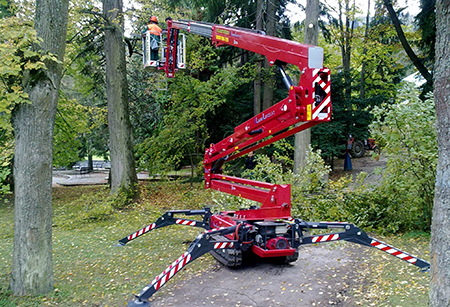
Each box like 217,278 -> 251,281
123,19 -> 430,306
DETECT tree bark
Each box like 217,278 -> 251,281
359,0 -> 371,99
383,0 -> 433,83
262,0 -> 276,111
294,0 -> 319,173
103,0 -> 138,196
429,1 -> 450,306
253,0 -> 263,116
11,0 -> 68,296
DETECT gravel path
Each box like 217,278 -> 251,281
148,243 -> 372,307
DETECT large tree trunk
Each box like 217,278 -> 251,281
359,0 -> 371,99
103,0 -> 138,196
262,0 -> 276,111
10,0 -> 68,296
429,1 -> 450,305
294,0 -> 319,173
253,0 -> 263,116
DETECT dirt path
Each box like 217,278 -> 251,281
330,154 -> 387,186
149,243 -> 372,307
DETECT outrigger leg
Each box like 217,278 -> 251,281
126,224 -> 250,306
117,208 -> 212,246
294,220 -> 430,271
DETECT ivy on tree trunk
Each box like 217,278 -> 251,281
11,0 -> 69,296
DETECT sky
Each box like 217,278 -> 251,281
286,0 -> 422,24
126,0 -> 422,35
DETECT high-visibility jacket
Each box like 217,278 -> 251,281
147,23 -> 162,36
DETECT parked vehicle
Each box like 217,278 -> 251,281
348,135 -> 380,158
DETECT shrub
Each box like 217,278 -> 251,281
370,85 -> 437,231
213,136 -> 434,234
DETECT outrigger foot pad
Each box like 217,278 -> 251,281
127,299 -> 151,307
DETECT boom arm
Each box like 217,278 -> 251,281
162,19 -> 331,219
168,20 -> 324,70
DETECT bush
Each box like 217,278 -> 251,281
370,85 -> 437,231
214,136 -> 434,234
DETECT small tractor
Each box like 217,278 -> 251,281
348,135 -> 380,158
119,19 -> 429,307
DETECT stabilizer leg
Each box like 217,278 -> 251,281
127,298 -> 151,307
117,208 -> 212,246
127,224 -> 248,305
295,220 -> 430,271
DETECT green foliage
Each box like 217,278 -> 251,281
370,84 -> 437,231
0,17 -> 36,130
136,65 -> 253,173
53,97 -> 89,167
218,135 -> 434,233
0,16 -> 60,193
0,138 -> 12,195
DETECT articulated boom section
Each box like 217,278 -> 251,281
203,67 -> 331,218
204,68 -> 331,166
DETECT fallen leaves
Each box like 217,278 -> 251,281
0,182 -> 431,306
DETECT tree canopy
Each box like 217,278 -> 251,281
0,0 -> 438,208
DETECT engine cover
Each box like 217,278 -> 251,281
266,237 -> 289,250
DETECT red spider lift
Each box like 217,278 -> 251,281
124,19 -> 430,306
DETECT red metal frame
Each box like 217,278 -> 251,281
161,26 -> 181,78
160,19 -> 332,222
162,19 -> 332,222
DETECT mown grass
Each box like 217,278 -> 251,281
0,181 -> 430,306
0,182 -> 216,306
360,232 -> 430,306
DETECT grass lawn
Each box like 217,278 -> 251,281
0,181 -> 430,306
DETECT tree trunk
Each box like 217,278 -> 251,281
383,0 -> 432,83
294,0 -> 319,173
359,0 -> 371,99
429,1 -> 450,306
262,0 -> 276,111
103,0 -> 138,196
10,0 -> 68,296
339,0 -> 356,100
253,0 -> 263,116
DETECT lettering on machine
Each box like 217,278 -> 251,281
255,110 -> 275,124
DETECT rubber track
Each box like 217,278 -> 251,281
209,235 -> 243,267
